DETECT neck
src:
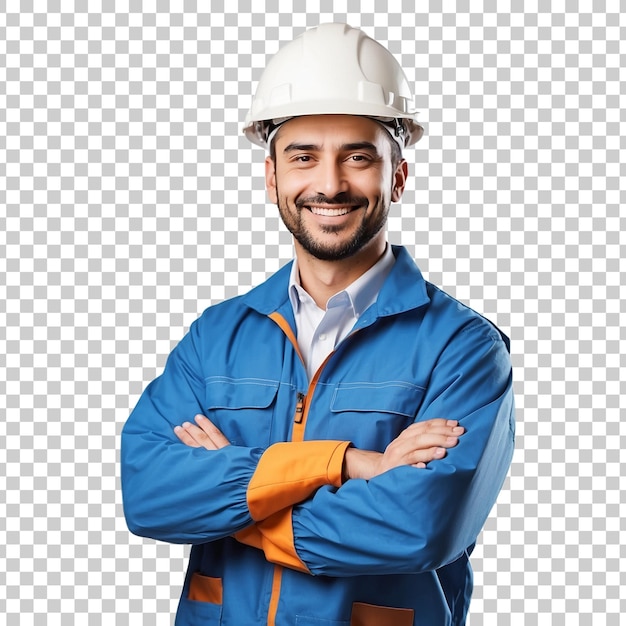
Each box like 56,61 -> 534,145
295,239 -> 387,309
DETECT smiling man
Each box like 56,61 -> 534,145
269,115 -> 402,265
268,115 -> 405,317
121,23 -> 515,626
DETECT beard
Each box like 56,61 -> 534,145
276,191 -> 390,262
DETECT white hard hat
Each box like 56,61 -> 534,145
243,23 -> 424,150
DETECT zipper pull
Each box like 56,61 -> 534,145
294,392 -> 305,424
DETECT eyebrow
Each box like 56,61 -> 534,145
282,141 -> 380,155
283,143 -> 319,153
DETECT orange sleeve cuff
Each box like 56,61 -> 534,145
233,524 -> 264,550
234,508 -> 309,573
247,440 -> 351,521
258,508 -> 309,573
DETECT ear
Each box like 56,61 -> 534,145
265,156 -> 278,204
391,159 -> 408,202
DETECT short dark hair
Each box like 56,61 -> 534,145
388,134 -> 403,170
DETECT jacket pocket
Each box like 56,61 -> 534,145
175,573 -> 223,625
187,572 -> 223,604
205,376 -> 280,446
328,381 -> 426,450
351,602 -> 414,626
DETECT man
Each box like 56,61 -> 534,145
121,23 -> 514,626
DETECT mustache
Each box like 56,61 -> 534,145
295,193 -> 368,209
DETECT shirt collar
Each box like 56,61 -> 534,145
288,243 -> 396,317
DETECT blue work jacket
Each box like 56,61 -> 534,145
121,245 -> 515,626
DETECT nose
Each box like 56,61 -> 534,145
315,157 -> 349,198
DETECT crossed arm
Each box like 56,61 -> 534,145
174,414 -> 465,480
123,313 -> 513,575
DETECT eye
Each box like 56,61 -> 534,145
289,154 -> 316,166
346,153 -> 372,164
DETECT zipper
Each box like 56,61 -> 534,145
294,392 -> 305,424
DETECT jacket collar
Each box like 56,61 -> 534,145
242,245 -> 430,320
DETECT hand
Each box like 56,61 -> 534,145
343,419 -> 465,481
174,415 -> 230,450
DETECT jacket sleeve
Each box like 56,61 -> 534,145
121,316 -> 350,545
246,320 -> 515,576
121,319 -> 259,543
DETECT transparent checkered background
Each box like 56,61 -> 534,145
1,1 -> 624,624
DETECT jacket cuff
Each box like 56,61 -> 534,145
233,524 -> 263,550
236,508 -> 310,574
247,440 -> 351,521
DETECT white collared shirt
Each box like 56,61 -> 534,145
288,244 -> 396,379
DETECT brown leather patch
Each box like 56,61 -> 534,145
351,601 -> 414,626
187,572 -> 223,604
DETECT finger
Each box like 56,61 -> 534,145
383,430 -> 461,470
194,415 -> 230,449
406,424 -> 465,438
408,446 -> 448,465
394,432 -> 462,457
404,418 -> 452,432
402,421 -> 465,439
174,425 -> 201,448
180,421 -> 219,450
429,421 -> 464,436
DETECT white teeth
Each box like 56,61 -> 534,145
309,206 -> 353,216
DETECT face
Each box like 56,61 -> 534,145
265,115 -> 408,263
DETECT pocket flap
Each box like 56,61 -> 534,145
330,382 -> 425,418
205,377 -> 279,410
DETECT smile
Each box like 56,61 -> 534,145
307,206 -> 358,217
